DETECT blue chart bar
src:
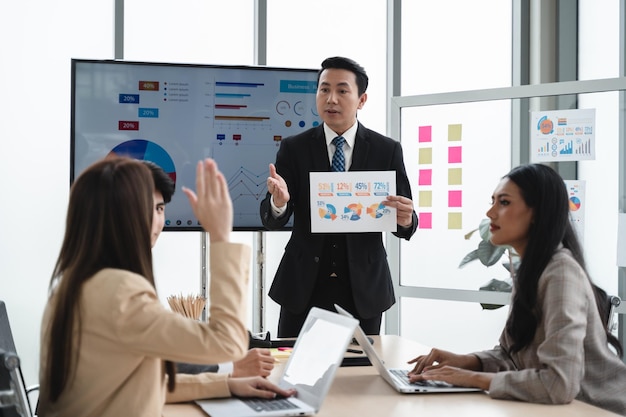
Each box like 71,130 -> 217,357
215,93 -> 251,98
138,108 -> 159,118
216,81 -> 264,88
119,94 -> 140,104
559,141 -> 573,154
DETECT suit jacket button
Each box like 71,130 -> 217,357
314,256 -> 320,263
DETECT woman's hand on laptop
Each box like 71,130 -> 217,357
409,365 -> 493,391
227,376 -> 296,399
407,348 -> 481,375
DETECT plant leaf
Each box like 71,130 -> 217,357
477,240 -> 506,267
478,218 -> 492,241
458,249 -> 479,268
463,228 -> 479,240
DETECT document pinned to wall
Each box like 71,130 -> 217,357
530,108 -> 595,162
309,171 -> 396,233
564,180 -> 585,244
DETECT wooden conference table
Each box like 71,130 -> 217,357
163,335 -> 620,417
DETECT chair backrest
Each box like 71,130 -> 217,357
0,301 -> 34,417
0,348 -> 32,417
607,295 -> 621,333
0,302 -> 17,355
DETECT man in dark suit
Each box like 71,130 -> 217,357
260,56 -> 418,337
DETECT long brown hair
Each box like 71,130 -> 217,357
43,157 -> 176,402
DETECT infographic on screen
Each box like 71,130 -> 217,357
72,60 -> 320,230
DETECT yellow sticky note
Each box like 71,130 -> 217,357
419,191 -> 432,207
448,168 -> 462,185
419,147 -> 433,164
448,124 -> 462,141
448,212 -> 462,229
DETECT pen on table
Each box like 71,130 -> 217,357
346,348 -> 363,354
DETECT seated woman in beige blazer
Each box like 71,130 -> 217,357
144,159 -> 277,384
38,157 -> 294,417
407,164 -> 626,416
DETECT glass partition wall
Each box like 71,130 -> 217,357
388,80 -> 626,353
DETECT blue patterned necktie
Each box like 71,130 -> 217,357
331,136 -> 346,172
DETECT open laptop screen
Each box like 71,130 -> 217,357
280,308 -> 356,409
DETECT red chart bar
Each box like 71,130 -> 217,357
118,120 -> 139,130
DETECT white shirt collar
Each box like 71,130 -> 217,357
323,122 -> 358,149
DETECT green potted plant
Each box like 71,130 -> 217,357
459,219 -> 519,309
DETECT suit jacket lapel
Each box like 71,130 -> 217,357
308,125 -> 331,171
350,123 -> 370,171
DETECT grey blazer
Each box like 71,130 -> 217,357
474,248 -> 626,415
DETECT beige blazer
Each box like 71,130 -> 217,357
38,242 -> 250,417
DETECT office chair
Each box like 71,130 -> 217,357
0,301 -> 37,417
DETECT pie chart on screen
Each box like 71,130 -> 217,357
569,196 -> 581,211
109,139 -> 176,184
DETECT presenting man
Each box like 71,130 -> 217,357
260,56 -> 418,337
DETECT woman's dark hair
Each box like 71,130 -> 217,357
43,156 -> 177,402
505,163 -> 622,357
318,56 -> 369,96
142,160 -> 176,203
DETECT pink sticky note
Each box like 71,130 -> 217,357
419,126 -> 432,143
418,169 -> 432,186
448,146 -> 462,163
448,190 -> 462,207
418,212 -> 432,229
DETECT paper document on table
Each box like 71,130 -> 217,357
309,171 -> 396,233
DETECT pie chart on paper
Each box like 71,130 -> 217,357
569,196 -> 581,211
109,139 -> 176,184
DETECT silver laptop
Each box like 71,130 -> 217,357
196,307 -> 358,417
334,304 -> 482,394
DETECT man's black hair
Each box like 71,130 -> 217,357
317,56 -> 369,96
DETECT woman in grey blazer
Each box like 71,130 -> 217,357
407,164 -> 625,415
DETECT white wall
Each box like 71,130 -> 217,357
0,0 -> 114,389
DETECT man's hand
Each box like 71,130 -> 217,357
231,348 -> 276,378
266,163 -> 290,208
382,195 -> 414,228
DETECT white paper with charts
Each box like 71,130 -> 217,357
309,171 -> 396,233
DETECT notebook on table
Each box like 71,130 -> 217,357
334,304 -> 483,394
195,307 -> 358,417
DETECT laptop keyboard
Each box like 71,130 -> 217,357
389,369 -> 454,388
241,397 -> 299,412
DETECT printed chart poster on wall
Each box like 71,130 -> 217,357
530,108 -> 596,163
564,180 -> 586,244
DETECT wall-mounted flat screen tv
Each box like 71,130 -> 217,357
71,59 -> 320,231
